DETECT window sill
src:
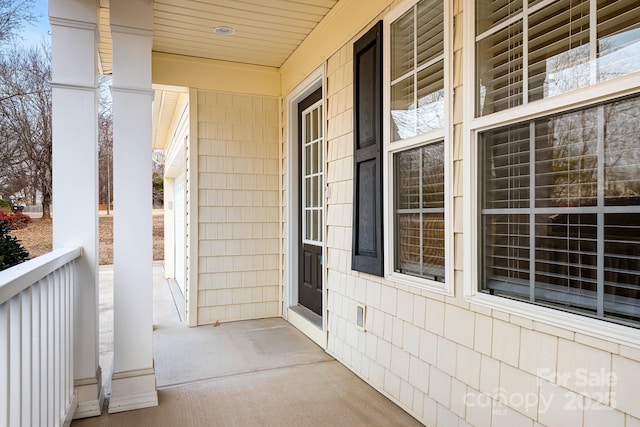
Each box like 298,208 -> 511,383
386,271 -> 453,297
465,292 -> 640,350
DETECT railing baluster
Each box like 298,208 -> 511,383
65,263 -> 73,414
31,281 -> 41,427
9,295 -> 21,427
0,303 -> 9,427
61,265 -> 68,414
53,269 -> 60,425
40,279 -> 48,427
47,276 -> 54,426
21,288 -> 32,426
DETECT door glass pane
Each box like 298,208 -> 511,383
312,211 -> 318,241
305,113 -> 311,143
312,108 -> 318,140
305,211 -> 312,240
305,145 -> 311,177
312,176 -> 319,207
311,141 -> 318,174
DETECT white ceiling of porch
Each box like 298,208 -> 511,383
98,0 -> 339,75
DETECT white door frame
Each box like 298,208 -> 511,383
285,66 -> 326,344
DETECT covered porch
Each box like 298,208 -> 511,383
73,264 -> 419,426
47,0 -> 352,419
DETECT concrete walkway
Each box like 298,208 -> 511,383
72,263 -> 422,427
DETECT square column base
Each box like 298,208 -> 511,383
108,366 -> 158,413
73,367 -> 105,419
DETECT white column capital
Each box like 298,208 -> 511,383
109,0 -> 153,31
49,0 -> 98,24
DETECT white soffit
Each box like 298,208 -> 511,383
98,0 -> 339,74
152,88 -> 184,151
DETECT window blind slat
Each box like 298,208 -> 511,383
597,0 -> 640,40
417,1 -> 443,67
477,0 -> 523,35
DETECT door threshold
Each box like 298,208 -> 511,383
287,306 -> 325,348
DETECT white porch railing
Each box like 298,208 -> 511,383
0,247 -> 82,427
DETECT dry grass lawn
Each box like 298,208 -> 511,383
10,211 -> 164,265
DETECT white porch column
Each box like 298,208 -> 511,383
49,1 -> 103,419
108,0 -> 158,413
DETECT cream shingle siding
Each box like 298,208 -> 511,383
196,90 -> 280,324
276,0 -> 640,425
173,0 -> 640,423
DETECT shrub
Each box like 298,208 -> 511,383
0,220 -> 29,270
0,211 -> 32,229
0,199 -> 12,214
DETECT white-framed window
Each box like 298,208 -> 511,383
476,0 -> 640,117
470,0 -> 640,330
384,0 -> 452,293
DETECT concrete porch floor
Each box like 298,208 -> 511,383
71,262 -> 422,427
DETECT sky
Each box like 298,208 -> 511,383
20,0 -> 50,48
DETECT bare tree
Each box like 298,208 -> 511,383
0,0 -> 35,46
98,76 -> 113,213
0,44 -> 52,218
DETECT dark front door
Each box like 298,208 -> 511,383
298,88 -> 323,316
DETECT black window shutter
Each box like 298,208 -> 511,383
352,21 -> 383,276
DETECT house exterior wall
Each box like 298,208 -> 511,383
163,95 -> 189,288
279,0 -> 640,426
195,90 -> 281,325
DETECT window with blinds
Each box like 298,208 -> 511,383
476,0 -> 640,116
479,95 -> 640,326
390,0 -> 444,141
395,143 -> 445,281
387,0 -> 448,285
